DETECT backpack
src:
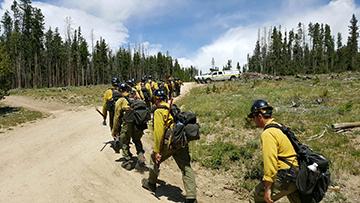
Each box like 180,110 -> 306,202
264,124 -> 331,203
141,87 -> 151,102
160,104 -> 200,149
106,89 -> 121,112
123,98 -> 151,130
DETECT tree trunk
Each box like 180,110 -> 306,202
34,53 -> 38,88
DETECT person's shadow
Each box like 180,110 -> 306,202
114,158 -> 183,201
154,179 -> 185,202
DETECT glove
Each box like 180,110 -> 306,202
102,120 -> 107,126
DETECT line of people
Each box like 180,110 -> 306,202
101,78 -> 316,203
101,76 -> 196,203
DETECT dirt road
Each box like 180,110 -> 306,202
1,82 -> 240,203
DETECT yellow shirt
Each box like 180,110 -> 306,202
134,83 -> 145,100
164,83 -> 170,93
102,88 -> 114,117
153,101 -> 174,153
145,82 -> 153,97
150,81 -> 158,91
261,119 -> 298,183
112,93 -> 130,136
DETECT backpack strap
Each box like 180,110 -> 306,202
278,155 -> 297,167
264,123 -> 283,131
123,96 -> 132,105
156,105 -> 170,111
264,123 -> 297,168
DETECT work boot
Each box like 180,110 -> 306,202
137,152 -> 146,163
121,159 -> 134,171
135,160 -> 147,171
110,141 -> 120,153
184,198 -> 197,203
141,178 -> 156,193
135,153 -> 146,169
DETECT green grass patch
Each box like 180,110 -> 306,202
0,104 -> 45,130
177,72 -> 360,199
10,84 -> 108,106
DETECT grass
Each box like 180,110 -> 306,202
9,84 -> 108,106
3,84 -> 109,130
0,104 -> 45,131
176,72 -> 360,201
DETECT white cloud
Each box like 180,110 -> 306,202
190,26 -> 257,72
0,0 -> 129,50
130,41 -> 163,56
55,0 -> 181,22
34,1 -> 129,50
187,0 -> 360,73
0,0 -> 180,51
177,57 -> 194,68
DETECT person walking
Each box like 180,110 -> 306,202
102,77 -> 121,130
112,83 -> 146,170
141,89 -> 197,203
248,99 -> 301,203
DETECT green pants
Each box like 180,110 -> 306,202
251,171 -> 301,203
120,122 -> 145,160
148,145 -> 197,199
108,109 -> 115,130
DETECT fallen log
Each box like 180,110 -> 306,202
331,122 -> 360,130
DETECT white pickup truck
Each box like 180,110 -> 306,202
198,70 -> 240,83
194,72 -> 209,83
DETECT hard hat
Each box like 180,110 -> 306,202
153,89 -> 167,101
111,77 -> 120,86
118,82 -> 128,92
126,79 -> 134,87
248,99 -> 273,118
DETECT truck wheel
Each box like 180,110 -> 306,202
230,76 -> 236,81
206,78 -> 212,83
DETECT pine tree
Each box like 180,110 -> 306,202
347,14 -> 359,71
78,28 -> 89,86
0,42 -> 12,99
324,24 -> 335,73
248,40 -> 261,72
32,7 -> 44,87
223,60 -> 232,70
269,27 -> 283,75
335,33 -> 346,72
236,62 -> 241,71
293,23 -> 304,74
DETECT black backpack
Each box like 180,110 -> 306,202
123,98 -> 151,130
141,87 -> 151,102
106,89 -> 121,112
265,124 -> 331,203
161,104 -> 200,149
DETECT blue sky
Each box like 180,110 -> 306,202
1,0 -> 360,72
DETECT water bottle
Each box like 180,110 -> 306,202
307,163 -> 318,172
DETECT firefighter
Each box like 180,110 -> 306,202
102,77 -> 121,130
248,100 -> 300,203
112,83 -> 146,170
141,89 -> 197,203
